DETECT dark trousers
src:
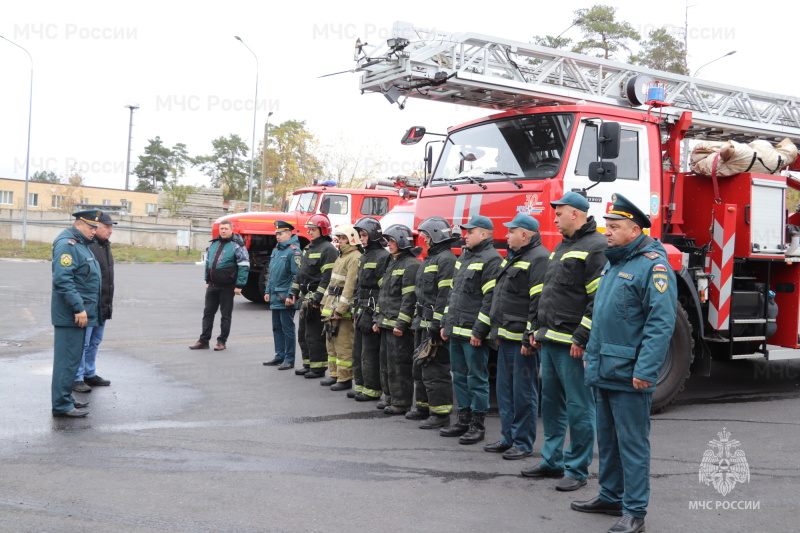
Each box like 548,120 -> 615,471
359,327 -> 382,398
52,326 -> 85,414
352,328 -> 363,391
200,284 -> 235,344
271,308 -> 296,364
412,329 -> 453,414
496,339 -> 540,453
299,301 -> 327,370
596,387 -> 652,519
380,328 -> 414,408
450,336 -> 490,414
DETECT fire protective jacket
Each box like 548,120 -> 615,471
489,232 -> 549,346
205,234 -> 250,288
265,233 -> 302,310
321,242 -> 362,318
289,235 -> 337,304
51,226 -> 101,328
532,217 -> 607,348
583,234 -> 677,392
88,236 -> 115,322
374,250 -> 420,333
443,237 -> 503,340
353,242 -> 390,329
412,242 -> 456,331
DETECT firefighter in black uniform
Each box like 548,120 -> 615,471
286,214 -> 338,378
372,224 -> 420,415
350,217 -> 391,401
407,216 -> 457,429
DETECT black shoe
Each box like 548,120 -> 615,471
570,496 -> 623,516
263,358 -> 282,366
384,405 -> 408,416
502,446 -> 533,460
330,380 -> 352,391
73,381 -> 92,393
439,410 -> 472,437
320,377 -> 337,386
608,515 -> 645,533
304,370 -> 326,379
405,407 -> 430,420
419,414 -> 450,429
295,367 -> 310,375
458,413 -> 486,445
347,390 -> 358,398
53,408 -> 88,418
484,440 -> 512,453
277,362 -> 294,370
520,464 -> 564,478
84,375 -> 110,386
376,400 -> 390,409
556,475 -> 588,491
73,400 -> 90,409
354,393 -> 380,402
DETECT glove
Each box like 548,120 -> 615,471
428,326 -> 442,341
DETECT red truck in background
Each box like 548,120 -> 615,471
212,177 -> 418,302
353,21 -> 800,411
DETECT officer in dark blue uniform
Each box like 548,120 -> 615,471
51,210 -> 103,417
263,220 -> 302,369
572,194 -> 677,533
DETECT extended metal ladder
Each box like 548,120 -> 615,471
355,22 -> 800,142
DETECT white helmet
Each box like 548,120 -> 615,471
334,224 -> 360,246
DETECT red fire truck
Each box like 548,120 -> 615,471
214,178 -> 417,302
352,22 -> 800,411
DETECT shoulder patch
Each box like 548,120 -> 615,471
653,272 -> 669,293
60,254 -> 73,267
67,239 -> 76,245
643,251 -> 660,260
294,256 -> 302,266
618,272 -> 635,281
290,244 -> 297,249
653,264 -> 668,272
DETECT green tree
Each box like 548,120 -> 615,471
531,35 -> 573,50
161,184 -> 199,216
195,134 -> 250,202
30,170 -> 59,183
165,142 -> 192,188
133,137 -> 172,192
571,4 -> 640,61
266,120 -> 322,203
631,27 -> 688,75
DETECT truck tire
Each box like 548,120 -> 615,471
652,304 -> 694,413
241,271 -> 264,303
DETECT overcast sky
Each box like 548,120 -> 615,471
1,1 -> 795,191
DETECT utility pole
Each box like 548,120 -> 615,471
260,111 -> 273,211
124,104 -> 139,190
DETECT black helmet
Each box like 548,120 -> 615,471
418,216 -> 456,244
382,224 -> 414,250
354,217 -> 383,242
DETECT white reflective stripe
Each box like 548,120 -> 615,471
424,265 -> 439,273
455,261 -> 462,269
392,269 -> 405,275
586,277 -> 600,294
477,312 -> 490,325
530,283 -> 543,296
498,328 -> 523,341
331,273 -> 347,281
433,312 -> 443,321
544,330 -> 573,343
401,285 -> 416,294
561,251 -> 589,260
452,326 -> 473,338
363,262 -> 377,269
467,263 -> 484,270
581,316 -> 592,329
482,279 -> 496,294
438,279 -> 452,289
515,261 -> 530,270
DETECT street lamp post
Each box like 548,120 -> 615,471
261,111 -> 274,211
1,35 -> 33,249
693,51 -> 737,78
235,36 -> 258,212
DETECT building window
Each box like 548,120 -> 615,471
0,190 -> 13,205
52,195 -> 64,208
28,193 -> 38,207
82,197 -> 90,204
146,203 -> 157,214
102,199 -> 111,206
125,201 -> 132,212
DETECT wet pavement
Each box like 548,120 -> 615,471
0,260 -> 797,532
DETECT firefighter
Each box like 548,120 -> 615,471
571,194 -> 677,533
522,191 -> 607,492
407,216 -> 457,429
372,224 -> 420,415
485,213 -> 549,459
285,214 -> 338,379
440,215 -> 503,444
351,217 -> 391,401
319,224 -> 363,391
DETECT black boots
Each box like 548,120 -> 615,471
439,409 -> 471,437
419,413 -> 450,429
405,407 -> 429,420
458,412 -> 486,445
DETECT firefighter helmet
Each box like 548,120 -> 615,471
333,224 -> 360,246
305,213 -> 332,236
418,216 -> 456,244
354,216 -> 383,242
382,224 -> 414,250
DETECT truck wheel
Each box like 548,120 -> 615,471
652,305 -> 694,413
241,271 -> 264,303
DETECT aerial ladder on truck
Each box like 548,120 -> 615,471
351,22 -> 800,411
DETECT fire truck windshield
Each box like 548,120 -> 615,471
431,113 -> 575,185
289,192 -> 319,213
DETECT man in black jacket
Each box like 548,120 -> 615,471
73,212 -> 117,393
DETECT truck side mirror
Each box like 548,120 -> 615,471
588,161 -> 617,183
598,122 -> 621,159
425,145 -> 433,175
401,126 -> 426,145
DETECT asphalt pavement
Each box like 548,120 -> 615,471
0,260 -> 797,532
